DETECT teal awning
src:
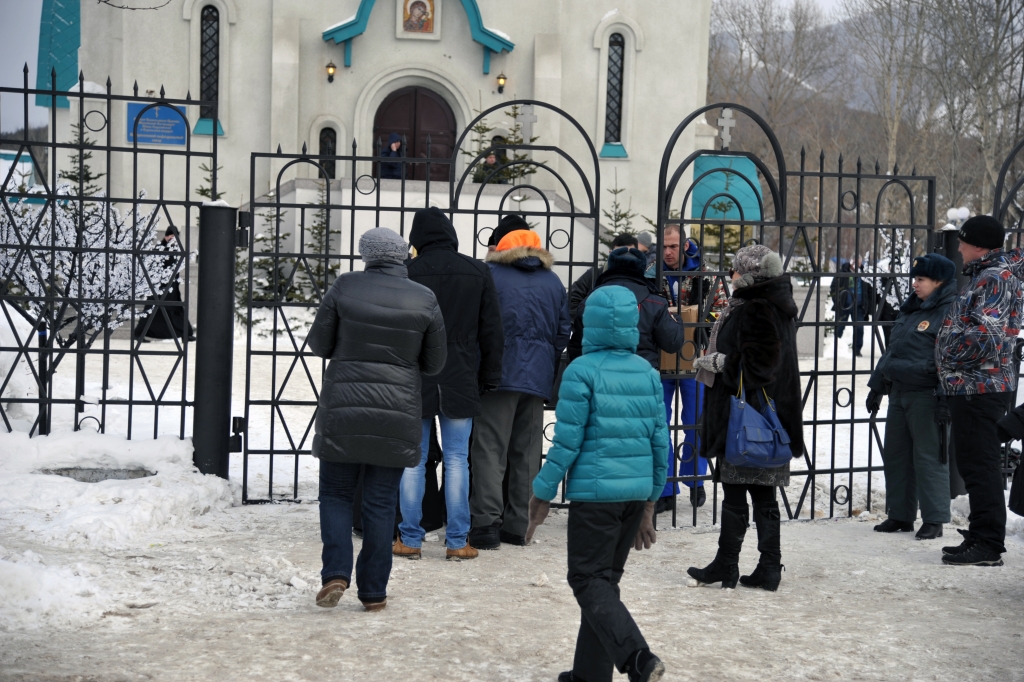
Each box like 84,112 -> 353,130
690,155 -> 762,222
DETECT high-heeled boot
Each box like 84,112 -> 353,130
686,503 -> 748,588
740,500 -> 783,591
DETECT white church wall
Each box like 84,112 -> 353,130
70,0 -> 712,245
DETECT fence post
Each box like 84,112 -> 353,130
193,203 -> 237,478
940,224 -> 968,290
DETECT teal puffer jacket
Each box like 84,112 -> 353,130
532,286 -> 669,503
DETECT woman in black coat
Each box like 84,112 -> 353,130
866,253 -> 956,540
688,245 -> 803,591
307,227 -> 446,612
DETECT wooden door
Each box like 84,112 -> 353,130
373,86 -> 456,181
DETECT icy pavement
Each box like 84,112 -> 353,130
2,485 -> 1023,680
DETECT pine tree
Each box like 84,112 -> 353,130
501,102 -> 543,184
599,171 -> 639,260
298,181 -> 340,302
59,124 -> 105,197
237,208 -> 297,332
195,162 -> 224,201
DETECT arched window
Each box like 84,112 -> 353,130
319,127 -> 337,179
199,6 -> 220,121
604,33 -> 625,144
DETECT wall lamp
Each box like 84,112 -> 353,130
496,72 -> 506,94
326,61 -> 337,83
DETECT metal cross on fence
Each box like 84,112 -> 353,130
717,108 -> 735,150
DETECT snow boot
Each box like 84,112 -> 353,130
740,500 -> 783,591
315,578 -> 348,608
360,597 -> 388,612
687,503 -> 747,588
624,648 -> 665,682
942,528 -> 973,556
874,518 -> 914,533
941,543 -> 1003,566
557,672 -> 590,682
689,486 -> 707,508
915,522 -> 943,540
392,537 -> 422,560
446,544 -> 479,561
468,521 -> 501,550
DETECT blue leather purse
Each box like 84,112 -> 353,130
725,370 -> 792,468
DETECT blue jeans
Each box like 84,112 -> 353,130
662,378 -> 706,496
399,416 -> 472,549
319,460 -> 403,602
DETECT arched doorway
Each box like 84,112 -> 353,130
372,86 -> 456,181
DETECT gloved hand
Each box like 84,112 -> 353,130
524,495 -> 550,544
695,326 -> 710,351
479,383 -> 499,396
693,352 -> 726,373
633,501 -> 657,551
934,395 -> 951,425
865,390 -> 882,414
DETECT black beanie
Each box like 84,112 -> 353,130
909,252 -> 955,283
487,214 -> 530,246
958,215 -> 1005,250
606,247 -> 647,278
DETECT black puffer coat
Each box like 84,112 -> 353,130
307,261 -> 447,468
408,208 -> 504,419
702,276 -> 804,484
868,279 -> 957,394
567,257 -> 683,370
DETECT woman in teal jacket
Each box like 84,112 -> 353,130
529,285 -> 669,682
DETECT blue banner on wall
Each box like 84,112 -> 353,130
127,103 -> 187,146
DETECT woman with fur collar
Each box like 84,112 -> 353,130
687,244 -> 804,592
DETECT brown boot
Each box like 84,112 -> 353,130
392,537 -> 422,560
315,578 -> 348,608
446,544 -> 479,561
360,598 -> 387,612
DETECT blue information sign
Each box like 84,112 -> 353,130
127,103 -> 187,146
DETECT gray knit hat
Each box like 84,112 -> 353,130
359,227 -> 408,264
732,244 -> 783,289
636,231 -> 654,249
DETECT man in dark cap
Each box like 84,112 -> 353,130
568,233 -> 639,320
486,214 -> 531,253
935,214 -> 1023,567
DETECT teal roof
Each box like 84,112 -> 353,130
36,0 -> 81,108
323,0 -> 513,72
691,155 -> 763,221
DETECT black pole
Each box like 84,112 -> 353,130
193,204 -> 237,478
942,226 -> 968,290
37,320 -> 48,436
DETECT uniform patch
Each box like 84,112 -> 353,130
917,320 -> 930,332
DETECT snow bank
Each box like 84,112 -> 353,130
0,546 -> 112,630
0,431 -> 239,549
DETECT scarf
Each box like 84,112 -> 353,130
695,297 -> 744,388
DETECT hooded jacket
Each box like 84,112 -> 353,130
701,275 -> 804,483
533,286 -> 669,503
485,235 -> 570,399
567,248 -> 683,369
935,249 -> 1024,395
307,260 -> 446,468
380,132 -> 404,180
407,207 -> 504,418
869,278 -> 957,394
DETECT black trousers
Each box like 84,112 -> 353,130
567,501 -> 647,682
721,482 -> 776,507
948,393 -> 1008,553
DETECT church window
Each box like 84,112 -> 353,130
199,6 -> 220,121
319,127 -> 337,180
604,33 -> 625,144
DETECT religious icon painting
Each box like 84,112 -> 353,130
397,0 -> 441,40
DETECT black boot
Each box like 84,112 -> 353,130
740,500 -> 783,591
687,503 -> 747,588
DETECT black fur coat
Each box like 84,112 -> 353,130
701,275 -> 804,486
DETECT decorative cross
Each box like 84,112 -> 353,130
717,108 -> 736,150
519,104 -> 538,143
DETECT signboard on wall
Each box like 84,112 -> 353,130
127,103 -> 187,146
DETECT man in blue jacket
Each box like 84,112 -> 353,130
468,227 -> 570,549
529,285 -> 668,682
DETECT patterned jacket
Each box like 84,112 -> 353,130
935,249 -> 1024,395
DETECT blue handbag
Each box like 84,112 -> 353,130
725,370 -> 792,468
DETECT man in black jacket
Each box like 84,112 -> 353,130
568,233 -> 639,320
307,227 -> 446,611
567,247 -> 683,368
394,208 -> 504,561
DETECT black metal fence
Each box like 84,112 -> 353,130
3,75 -> 1023,525
0,68 -> 215,439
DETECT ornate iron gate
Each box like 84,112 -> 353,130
241,101 -> 601,502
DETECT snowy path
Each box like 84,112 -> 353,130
2,502 -> 1022,681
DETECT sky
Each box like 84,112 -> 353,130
0,0 -> 846,133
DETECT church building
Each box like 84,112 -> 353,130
36,0 -> 715,238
